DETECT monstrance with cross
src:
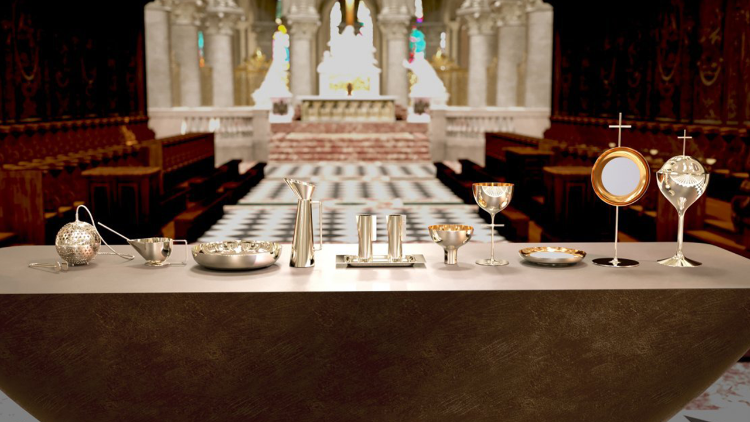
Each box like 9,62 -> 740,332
590,113 -> 652,268
655,129 -> 711,267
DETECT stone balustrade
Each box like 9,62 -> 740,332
429,106 -> 550,165
148,107 -> 271,165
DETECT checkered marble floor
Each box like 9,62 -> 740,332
240,180 -> 462,204
201,161 -> 498,244
199,204 -> 496,244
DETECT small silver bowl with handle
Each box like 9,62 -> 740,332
128,237 -> 188,267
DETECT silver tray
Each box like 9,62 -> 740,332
336,254 -> 426,268
518,246 -> 586,266
192,241 -> 282,270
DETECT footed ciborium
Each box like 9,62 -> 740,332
428,225 -> 474,265
472,183 -> 513,266
656,150 -> 710,267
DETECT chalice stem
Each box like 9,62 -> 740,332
490,213 -> 496,262
676,213 -> 685,258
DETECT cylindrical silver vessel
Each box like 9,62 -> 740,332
356,214 -> 376,261
386,214 -> 406,261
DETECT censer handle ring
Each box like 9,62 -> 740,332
76,205 -> 135,261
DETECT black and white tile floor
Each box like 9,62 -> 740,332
200,162 -> 498,244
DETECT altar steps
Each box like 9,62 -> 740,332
270,132 -> 431,162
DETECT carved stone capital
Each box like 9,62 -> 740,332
378,13 -> 411,40
205,0 -> 243,35
496,0 -> 525,26
458,0 -> 495,35
525,0 -> 553,13
171,0 -> 204,26
287,16 -> 320,39
287,1 -> 317,18
252,20 -> 277,37
146,0 -> 174,12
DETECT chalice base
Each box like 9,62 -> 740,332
145,261 -> 170,267
657,255 -> 702,267
592,257 -> 639,268
476,258 -> 509,266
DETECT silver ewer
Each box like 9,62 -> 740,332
285,178 -> 323,268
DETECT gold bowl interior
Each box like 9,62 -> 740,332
428,224 -> 473,232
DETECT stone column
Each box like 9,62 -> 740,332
145,1 -> 173,109
419,22 -> 445,59
495,0 -> 526,107
524,0 -> 553,108
205,0 -> 243,107
171,0 -> 203,107
287,16 -> 319,98
252,21 -> 277,58
379,12 -> 411,106
458,0 -> 494,107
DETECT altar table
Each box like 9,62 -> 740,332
0,242 -> 749,422
298,95 -> 396,122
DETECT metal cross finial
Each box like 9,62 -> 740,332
608,112 -> 632,147
678,129 -> 692,156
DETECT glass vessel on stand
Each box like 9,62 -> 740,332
472,183 -> 513,266
656,155 -> 710,267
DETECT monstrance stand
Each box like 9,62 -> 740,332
591,113 -> 651,268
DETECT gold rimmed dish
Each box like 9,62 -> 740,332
518,246 -> 586,266
192,240 -> 282,270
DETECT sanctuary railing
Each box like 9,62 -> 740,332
429,107 -> 551,165
148,107 -> 271,165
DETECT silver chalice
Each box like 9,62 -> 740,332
472,183 -> 513,266
656,155 -> 710,267
428,225 -> 474,265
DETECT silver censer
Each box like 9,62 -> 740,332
285,178 -> 323,267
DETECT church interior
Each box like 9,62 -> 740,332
1,0 -> 750,421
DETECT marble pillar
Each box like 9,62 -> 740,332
379,14 -> 410,106
205,1 -> 243,107
524,0 -> 553,108
171,1 -> 203,107
288,17 -> 319,98
459,1 -> 494,107
419,22 -> 445,59
252,21 -> 277,58
145,1 -> 173,108
496,1 -> 526,107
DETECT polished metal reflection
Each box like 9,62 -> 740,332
357,215 -> 377,262
128,237 -> 188,266
386,214 -> 406,261
656,155 -> 710,267
472,183 -> 513,266
428,224 -> 474,265
590,145 -> 650,268
518,246 -> 586,266
28,261 -> 69,273
285,178 -> 323,268
192,240 -> 282,270
56,220 -> 101,266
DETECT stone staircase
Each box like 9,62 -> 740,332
269,122 -> 431,162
